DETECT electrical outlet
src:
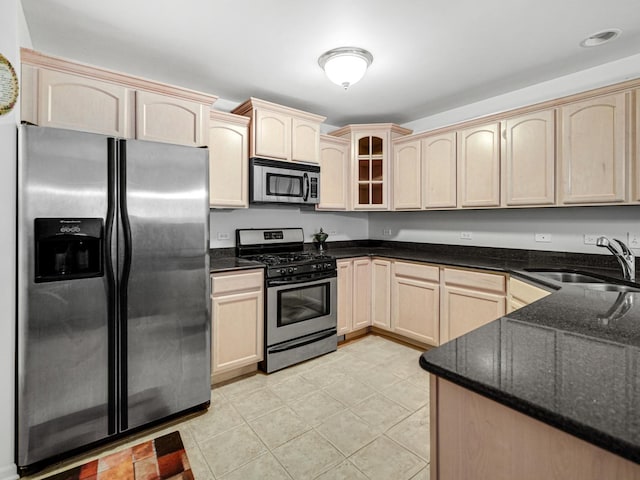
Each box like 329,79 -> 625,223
460,231 -> 473,240
383,228 -> 392,236
217,232 -> 230,240
535,233 -> 552,243
329,230 -> 337,235
628,232 -> 640,249
584,234 -> 599,245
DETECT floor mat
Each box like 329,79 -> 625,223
41,431 -> 192,480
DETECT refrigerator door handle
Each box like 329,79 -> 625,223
118,139 -> 132,431
105,138 -> 118,435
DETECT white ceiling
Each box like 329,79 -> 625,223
20,0 -> 640,126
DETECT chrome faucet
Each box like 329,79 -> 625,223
596,237 -> 635,282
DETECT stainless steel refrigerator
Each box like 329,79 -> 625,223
16,125 -> 211,470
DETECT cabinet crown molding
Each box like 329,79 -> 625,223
21,48 -> 218,106
329,123 -> 413,137
231,97 -> 326,123
210,109 -> 251,126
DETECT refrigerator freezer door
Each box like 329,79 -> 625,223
120,139 -> 210,430
17,126 -> 112,467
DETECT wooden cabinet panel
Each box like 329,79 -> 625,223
441,267 -> 506,343
458,123 -> 501,207
393,139 -> 422,209
392,261 -> 440,345
292,117 -> 320,163
208,112 -> 249,208
422,132 -> 457,208
337,260 -> 353,335
317,135 -> 350,210
509,277 -> 551,310
432,376 -> 640,480
136,90 -> 205,146
254,108 -> 291,160
352,258 -> 372,330
559,93 -> 627,204
371,258 -> 391,330
636,89 -> 640,202
503,110 -> 555,206
211,269 -> 264,377
37,68 -> 131,137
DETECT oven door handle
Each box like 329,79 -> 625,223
303,172 -> 310,201
268,329 -> 337,354
268,272 -> 336,287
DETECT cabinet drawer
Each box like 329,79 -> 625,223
444,268 -> 506,293
510,278 -> 551,304
211,269 -> 263,295
394,261 -> 439,282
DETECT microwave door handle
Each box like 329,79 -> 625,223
303,173 -> 309,201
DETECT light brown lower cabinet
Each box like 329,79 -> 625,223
391,261 -> 440,345
371,258 -> 392,329
430,376 -> 640,480
508,277 -> 551,313
337,257 -> 371,335
210,269 -> 264,383
440,267 -> 506,344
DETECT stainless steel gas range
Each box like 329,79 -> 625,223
236,228 -> 337,373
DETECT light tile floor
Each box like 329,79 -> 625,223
27,335 -> 430,480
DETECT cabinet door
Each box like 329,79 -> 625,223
254,108 -> 291,160
458,122 -> 501,207
337,260 -> 353,335
292,117 -> 320,163
393,139 -> 422,210
635,89 -> 640,202
442,286 -> 505,343
318,137 -> 349,210
371,258 -> 391,330
136,90 -> 206,146
422,131 -> 457,208
391,265 -> 440,346
209,116 -> 249,208
352,258 -> 372,330
211,289 -> 264,375
354,132 -> 389,209
559,93 -> 627,204
37,68 -> 131,137
503,110 -> 555,206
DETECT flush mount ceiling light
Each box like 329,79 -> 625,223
318,47 -> 373,90
580,29 -> 621,47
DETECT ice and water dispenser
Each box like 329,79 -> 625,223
34,218 -> 104,282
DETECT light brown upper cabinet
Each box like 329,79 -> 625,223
422,131 -> 457,209
232,97 -> 325,164
635,89 -> 640,202
317,135 -> 350,210
502,110 -> 555,206
393,138 -> 422,210
330,124 -> 412,210
457,122 -> 501,207
558,93 -> 628,204
208,111 -> 250,208
24,66 -> 133,138
136,90 -> 206,147
20,48 -> 216,147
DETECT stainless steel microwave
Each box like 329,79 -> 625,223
250,158 -> 320,205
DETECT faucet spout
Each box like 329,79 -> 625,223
596,236 -> 636,282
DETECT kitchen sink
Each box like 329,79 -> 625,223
578,283 -> 640,293
526,270 -> 604,284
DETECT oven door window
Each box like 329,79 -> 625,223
267,173 -> 303,198
277,282 -> 330,327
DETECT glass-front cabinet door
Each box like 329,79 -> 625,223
357,134 -> 385,207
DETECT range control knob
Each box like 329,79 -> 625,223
324,262 -> 332,269
288,267 -> 295,274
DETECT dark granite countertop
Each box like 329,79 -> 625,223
210,240 -> 640,462
209,256 -> 265,273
